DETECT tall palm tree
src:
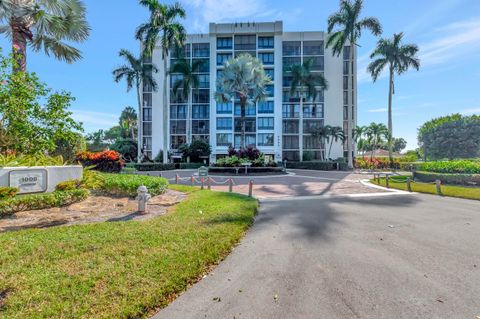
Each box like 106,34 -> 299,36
119,106 -> 138,140
310,125 -> 331,161
169,57 -> 203,144
0,0 -> 90,71
136,0 -> 186,163
327,126 -> 345,159
326,0 -> 382,168
365,122 -> 388,159
367,32 -> 420,163
215,54 -> 272,148
288,58 -> 328,161
113,49 -> 158,162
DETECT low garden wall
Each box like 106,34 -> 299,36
286,161 -> 348,171
0,166 -> 83,194
413,171 -> 480,186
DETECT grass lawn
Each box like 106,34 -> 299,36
371,177 -> 480,201
0,185 -> 257,318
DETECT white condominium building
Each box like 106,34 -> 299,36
141,21 -> 357,163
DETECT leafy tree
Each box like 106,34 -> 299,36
0,0 -> 90,71
418,114 -> 480,160
364,122 -> 388,159
178,139 -> 211,163
119,106 -> 137,140
136,0 -> 186,163
85,129 -> 107,152
215,54 -> 272,148
327,0 -> 382,168
113,49 -> 158,162
368,32 -> 420,162
391,137 -> 407,153
51,133 -> 86,162
0,53 -> 82,155
169,57 -> 203,143
110,138 -> 138,162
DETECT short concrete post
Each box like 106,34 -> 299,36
248,180 -> 253,197
191,176 -> 194,186
201,177 -> 205,190
406,178 -> 412,192
229,178 -> 233,193
436,180 -> 442,195
386,175 -> 390,188
207,177 -> 211,190
136,185 -> 151,214
175,174 -> 179,184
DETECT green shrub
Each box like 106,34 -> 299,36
101,173 -> 168,197
0,189 -> 89,217
414,171 -> 480,185
0,187 -> 18,200
121,167 -> 137,174
354,157 -> 401,170
134,163 -> 175,171
286,161 -> 348,170
179,163 -> 204,169
55,180 -> 82,191
0,153 -> 67,167
417,160 -> 480,174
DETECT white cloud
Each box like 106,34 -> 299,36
180,0 -> 300,33
461,108 -> 480,115
367,107 -> 387,113
71,110 -> 118,132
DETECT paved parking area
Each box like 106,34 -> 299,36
144,169 -> 386,199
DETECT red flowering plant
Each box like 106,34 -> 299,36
354,157 -> 400,170
76,150 -> 124,173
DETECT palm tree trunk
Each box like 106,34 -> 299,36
162,57 -> 169,163
388,66 -> 394,164
136,83 -> 142,163
10,19 -> 28,72
328,139 -> 334,159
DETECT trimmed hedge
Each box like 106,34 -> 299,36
180,163 -> 205,169
286,161 -> 348,171
208,166 -> 285,174
0,189 -> 90,217
134,163 -> 175,171
101,173 -> 168,197
417,160 -> 480,174
413,171 -> 480,186
0,187 -> 18,200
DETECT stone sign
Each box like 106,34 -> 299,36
198,166 -> 208,177
9,169 -> 48,194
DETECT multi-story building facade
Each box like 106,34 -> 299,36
141,21 -> 356,163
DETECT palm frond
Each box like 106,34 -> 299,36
31,34 -> 81,63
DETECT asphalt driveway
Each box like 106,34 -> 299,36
152,193 -> 480,319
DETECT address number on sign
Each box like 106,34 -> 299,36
9,169 -> 48,194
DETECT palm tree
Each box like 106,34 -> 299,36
288,59 -> 328,161
119,106 -> 138,140
310,125 -> 331,161
215,54 -> 272,148
113,49 -> 158,162
136,0 -> 186,163
0,0 -> 90,71
367,32 -> 420,163
365,122 -> 388,159
169,57 -> 203,144
327,126 -> 345,159
326,0 -> 382,168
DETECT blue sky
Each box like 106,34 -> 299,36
1,0 -> 479,150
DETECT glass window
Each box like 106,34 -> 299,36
143,122 -> 152,136
303,104 -> 324,118
216,102 -> 232,114
283,75 -> 293,88
217,37 -> 232,50
308,56 -> 324,71
217,53 -> 232,66
193,89 -> 210,103
266,85 -> 274,97
283,41 -> 301,56
170,89 -> 186,103
198,74 -> 209,88
282,136 -> 299,149
234,51 -> 256,58
143,81 -> 152,92
258,117 -> 274,130
264,68 -> 274,80
234,103 -> 256,116
343,105 -> 348,120
283,57 -> 301,71
170,120 -> 186,134
217,69 -> 224,78
143,137 -> 152,150
343,46 -> 351,60
245,134 -> 256,147
192,43 -> 210,58
258,101 -> 274,113
303,41 -> 324,55
282,151 -> 300,161
343,76 -> 349,90
303,119 -> 324,133
171,44 -> 190,59
192,120 -> 209,134
192,105 -> 209,119
192,58 -> 209,72
259,53 -> 274,65
170,105 -> 187,119
258,36 -> 274,49
171,135 -> 186,149
258,133 -> 274,146
170,74 -> 183,88
234,35 -> 256,51
234,118 -> 256,133
143,93 -> 152,107
282,119 -> 299,133
217,133 -> 233,146
282,104 -> 300,118
344,91 -> 348,105
343,61 -> 349,75
143,108 -> 152,121
303,135 -> 323,149
216,117 -> 232,130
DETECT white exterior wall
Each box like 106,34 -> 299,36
145,21 -> 355,162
